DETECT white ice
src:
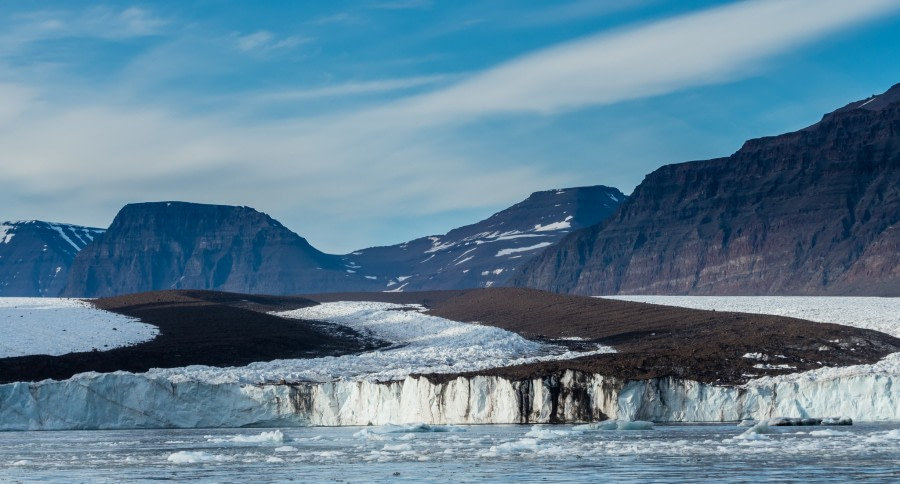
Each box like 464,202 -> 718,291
145,301 -> 615,384
0,298 -> 158,357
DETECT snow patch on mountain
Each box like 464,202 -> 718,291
534,215 -> 573,232
496,242 -> 553,257
0,224 -> 14,244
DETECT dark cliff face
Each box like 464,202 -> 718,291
64,202 -> 360,297
339,186 -> 626,291
0,221 -> 104,297
516,84 -> 900,296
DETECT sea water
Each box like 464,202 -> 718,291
2,423 -> 898,482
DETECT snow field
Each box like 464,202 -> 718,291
605,296 -> 900,337
0,298 -> 158,357
605,296 -> 900,386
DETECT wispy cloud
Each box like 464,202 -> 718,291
394,0 -> 900,120
250,75 -> 452,102
310,12 -> 362,25
3,6 -> 165,45
235,30 -> 310,54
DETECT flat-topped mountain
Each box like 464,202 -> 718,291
340,185 -> 625,291
516,83 -> 900,295
64,202 -> 361,297
0,221 -> 104,296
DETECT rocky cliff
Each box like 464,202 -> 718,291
340,186 -> 625,291
515,83 -> 900,295
64,202 -> 363,297
0,221 -> 104,296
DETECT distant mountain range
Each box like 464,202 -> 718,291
4,83 -> 898,297
58,186 -> 624,297
514,83 -> 900,296
0,221 -> 103,296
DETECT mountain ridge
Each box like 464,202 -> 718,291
514,83 -> 900,295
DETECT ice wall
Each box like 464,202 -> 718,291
1,369 -> 896,430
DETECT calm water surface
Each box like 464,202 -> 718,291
2,422 -> 899,482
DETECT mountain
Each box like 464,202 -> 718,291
64,202 -> 365,297
515,83 -> 900,296
339,186 -> 625,291
60,187 -> 625,297
0,221 -> 104,297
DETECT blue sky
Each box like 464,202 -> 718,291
2,0 -> 899,253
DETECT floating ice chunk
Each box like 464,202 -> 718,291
353,429 -> 385,441
377,423 -> 465,433
167,451 -> 232,464
11,460 -> 31,466
572,420 -> 653,431
768,417 -> 822,426
615,420 -> 655,430
525,425 -> 581,438
821,417 -> 853,426
809,429 -> 852,437
739,421 -> 776,438
488,438 -> 539,455
207,430 -> 284,444
265,456 -> 284,463
274,445 -> 297,452
737,419 -> 757,427
382,443 -> 413,452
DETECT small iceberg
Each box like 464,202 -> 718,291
573,420 -> 654,431
767,417 -> 852,427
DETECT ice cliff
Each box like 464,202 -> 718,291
1,366 -> 897,430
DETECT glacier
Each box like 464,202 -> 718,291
0,298 -> 897,430
2,366 -> 898,430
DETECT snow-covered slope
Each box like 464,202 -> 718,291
1,297 -> 897,430
340,186 -> 625,291
0,221 -> 104,297
0,298 -> 156,358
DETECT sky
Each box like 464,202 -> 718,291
1,0 -> 899,253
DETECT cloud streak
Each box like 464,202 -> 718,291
397,0 -> 900,119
